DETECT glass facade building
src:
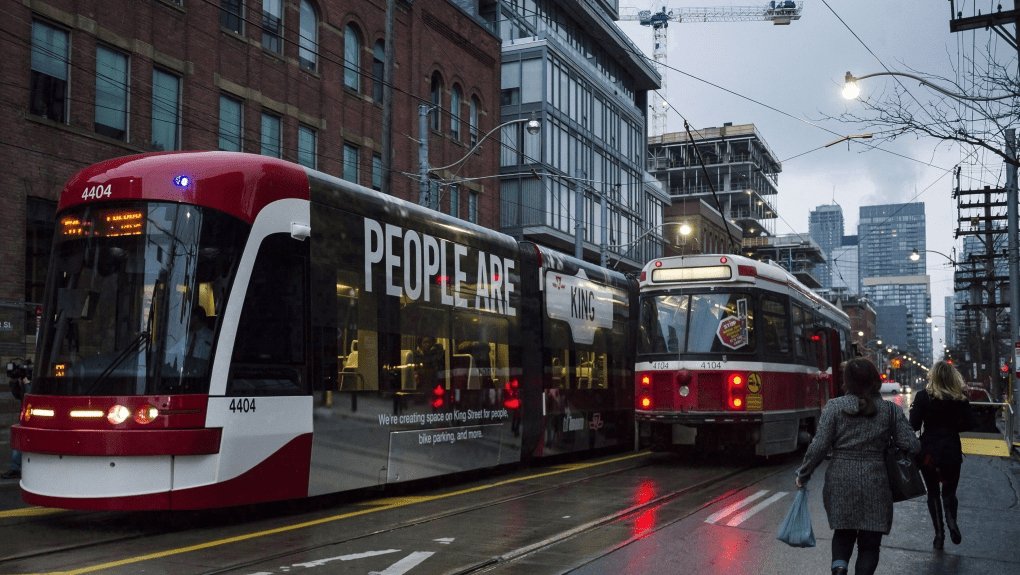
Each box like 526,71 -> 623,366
485,0 -> 666,269
809,204 -> 844,290
858,203 -> 931,363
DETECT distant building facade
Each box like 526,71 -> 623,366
646,123 -> 781,240
858,203 -> 931,363
809,204 -> 844,290
491,0 -> 664,269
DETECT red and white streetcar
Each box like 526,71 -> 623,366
12,152 -> 637,510
634,254 -> 851,455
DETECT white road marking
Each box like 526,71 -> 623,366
369,551 -> 436,575
434,537 -> 456,544
704,489 -> 769,524
725,492 -> 789,526
291,549 -> 401,568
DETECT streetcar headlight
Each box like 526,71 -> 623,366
678,385 -> 690,397
134,404 -> 160,424
107,405 -> 131,425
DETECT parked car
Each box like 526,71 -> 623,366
880,380 -> 899,394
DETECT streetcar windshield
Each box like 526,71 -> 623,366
33,202 -> 249,396
637,292 -> 755,355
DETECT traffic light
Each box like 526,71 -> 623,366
891,358 -> 901,369
1002,365 -> 1009,373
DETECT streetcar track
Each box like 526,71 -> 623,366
468,460 -> 797,575
446,463 -> 764,575
0,451 -> 654,574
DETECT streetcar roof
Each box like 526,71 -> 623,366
639,254 -> 847,320
58,151 -> 310,224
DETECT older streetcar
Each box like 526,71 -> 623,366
12,152 -> 636,510
635,254 -> 851,455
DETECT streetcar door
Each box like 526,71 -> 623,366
824,327 -> 844,399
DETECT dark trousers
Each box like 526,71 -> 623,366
832,529 -> 883,575
919,459 -> 961,522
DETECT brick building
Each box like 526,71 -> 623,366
0,0 -> 501,363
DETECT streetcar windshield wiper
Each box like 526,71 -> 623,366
86,330 -> 150,394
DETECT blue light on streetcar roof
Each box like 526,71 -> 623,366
174,175 -> 191,188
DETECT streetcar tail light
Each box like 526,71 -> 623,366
637,373 -> 652,409
504,380 -> 521,410
107,405 -> 131,425
134,404 -> 160,424
727,372 -> 747,411
431,384 -> 445,409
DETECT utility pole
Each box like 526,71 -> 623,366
380,0 -> 396,195
950,5 -> 1020,420
418,103 -> 430,207
574,171 -> 584,260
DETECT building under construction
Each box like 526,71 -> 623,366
647,123 -> 781,239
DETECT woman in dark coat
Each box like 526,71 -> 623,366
909,360 -> 976,550
796,358 -> 920,575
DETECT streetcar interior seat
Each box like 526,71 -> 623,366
344,341 -> 358,369
451,354 -> 477,389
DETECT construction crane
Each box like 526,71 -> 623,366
619,2 -> 803,137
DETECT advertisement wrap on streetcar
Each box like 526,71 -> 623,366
11,152 -> 636,510
634,255 -> 851,456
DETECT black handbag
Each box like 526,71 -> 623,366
885,402 -> 926,502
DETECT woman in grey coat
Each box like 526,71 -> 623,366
795,358 -> 920,575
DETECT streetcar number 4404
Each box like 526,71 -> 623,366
229,398 -> 256,413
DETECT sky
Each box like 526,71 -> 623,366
615,0 -> 1014,343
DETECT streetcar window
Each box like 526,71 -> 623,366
34,203 -> 247,396
761,294 -> 790,358
791,304 -> 807,362
638,292 -> 755,355
227,233 -> 307,396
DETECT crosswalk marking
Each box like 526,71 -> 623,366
703,489 -> 769,524
725,492 -> 788,526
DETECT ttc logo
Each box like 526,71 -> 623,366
589,413 -> 603,430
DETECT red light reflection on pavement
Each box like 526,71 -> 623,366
631,480 -> 659,538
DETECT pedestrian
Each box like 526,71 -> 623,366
2,370 -> 30,480
795,358 -> 920,575
909,360 -> 976,550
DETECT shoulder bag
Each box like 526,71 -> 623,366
885,402 -> 926,502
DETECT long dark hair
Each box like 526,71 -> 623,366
842,357 -> 882,417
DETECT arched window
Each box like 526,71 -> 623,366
429,71 -> 443,131
344,24 -> 361,92
450,85 -> 462,140
469,95 -> 480,145
373,41 -> 385,104
299,1 -> 318,71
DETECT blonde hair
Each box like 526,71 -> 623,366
926,361 -> 968,401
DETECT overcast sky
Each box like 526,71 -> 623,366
616,0 -> 1012,341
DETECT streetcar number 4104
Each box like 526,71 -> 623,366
229,398 -> 256,413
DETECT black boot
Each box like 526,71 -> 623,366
831,568 -> 848,575
943,491 -> 961,544
945,509 -> 961,545
927,497 -> 945,550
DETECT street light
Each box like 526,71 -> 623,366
418,106 -> 540,207
842,71 -> 1013,102
909,248 -> 957,266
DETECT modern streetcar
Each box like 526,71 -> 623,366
12,152 -> 636,510
634,254 -> 851,455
